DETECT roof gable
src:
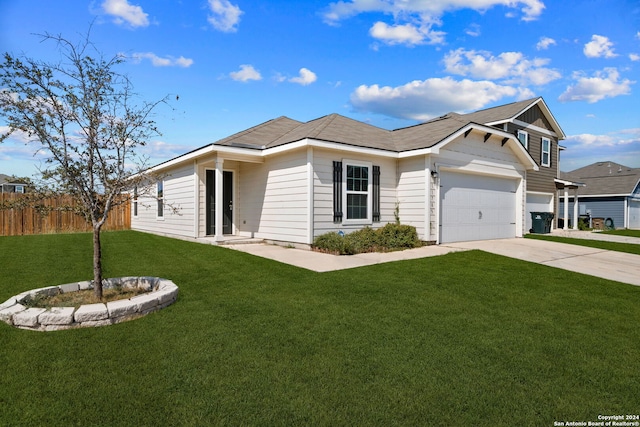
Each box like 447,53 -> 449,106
462,97 -> 566,139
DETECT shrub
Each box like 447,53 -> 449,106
377,223 -> 422,249
312,232 -> 353,255
345,227 -> 380,253
313,224 -> 422,255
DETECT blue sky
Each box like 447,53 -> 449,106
1,0 -> 639,178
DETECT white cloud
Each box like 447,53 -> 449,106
465,24 -> 481,37
536,36 -> 556,50
131,53 -> 194,67
323,0 -> 543,45
229,65 -> 262,82
324,0 -> 545,23
443,48 -> 561,85
349,77 -> 519,121
207,0 -> 243,32
369,22 -> 445,46
584,34 -> 617,58
559,68 -> 634,103
630,53 -> 640,62
289,68 -> 317,86
101,0 -> 149,28
561,129 -> 640,169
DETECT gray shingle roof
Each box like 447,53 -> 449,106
212,97 -> 550,153
460,98 -> 539,124
562,162 -> 640,196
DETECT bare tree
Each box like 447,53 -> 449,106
0,32 -> 166,299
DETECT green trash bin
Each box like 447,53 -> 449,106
530,212 -> 546,234
541,212 -> 555,233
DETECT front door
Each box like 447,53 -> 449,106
222,171 -> 233,235
205,170 -> 234,236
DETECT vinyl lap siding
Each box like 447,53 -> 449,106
397,156 -> 426,239
132,163 -> 195,238
503,123 -> 558,194
559,197 -> 625,229
313,149 -> 396,238
239,150 -> 309,243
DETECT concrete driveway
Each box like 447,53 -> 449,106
445,238 -> 640,286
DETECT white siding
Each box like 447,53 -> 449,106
132,162 -> 196,238
526,192 -> 554,232
397,156 -> 426,239
629,200 -> 640,229
238,149 -> 309,243
434,133 -> 527,241
312,148 -> 396,238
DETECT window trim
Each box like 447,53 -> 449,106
517,129 -> 529,150
342,160 -> 372,225
541,137 -> 551,167
133,186 -> 138,217
157,180 -> 164,219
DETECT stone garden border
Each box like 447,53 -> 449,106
0,277 -> 178,331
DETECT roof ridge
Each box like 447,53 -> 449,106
308,113 -> 339,139
214,116 -> 299,145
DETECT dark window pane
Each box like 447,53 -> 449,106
347,194 -> 367,219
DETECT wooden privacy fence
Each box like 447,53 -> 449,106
0,193 -> 131,236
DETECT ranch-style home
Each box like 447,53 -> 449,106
132,97 -> 569,245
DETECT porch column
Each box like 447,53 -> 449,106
563,188 -> 569,230
215,158 -> 224,241
572,188 -> 579,230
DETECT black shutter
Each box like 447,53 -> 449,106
372,165 -> 380,222
333,161 -> 342,223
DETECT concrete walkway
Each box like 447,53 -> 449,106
227,234 -> 640,286
549,229 -> 640,244
226,243 -> 468,272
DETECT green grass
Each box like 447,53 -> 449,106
2,231 -> 640,426
526,233 -> 640,255
601,229 -> 640,238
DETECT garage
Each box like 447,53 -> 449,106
526,193 -> 554,232
630,200 -> 640,229
440,171 -> 518,243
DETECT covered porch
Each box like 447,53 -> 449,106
555,178 -> 586,230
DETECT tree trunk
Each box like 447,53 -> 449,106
93,225 -> 103,300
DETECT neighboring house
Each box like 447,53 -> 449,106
132,97 -> 567,245
0,174 -> 28,193
559,162 -> 640,229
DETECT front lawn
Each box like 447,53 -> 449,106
1,231 -> 639,426
526,233 -> 640,255
601,229 -> 640,238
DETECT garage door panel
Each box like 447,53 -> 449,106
441,172 -> 517,243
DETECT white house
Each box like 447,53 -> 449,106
133,98 -> 572,245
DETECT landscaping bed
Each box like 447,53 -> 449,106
0,277 -> 178,331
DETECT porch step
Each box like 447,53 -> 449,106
217,238 -> 264,246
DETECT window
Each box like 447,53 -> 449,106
541,137 -> 551,167
517,130 -> 528,149
157,181 -> 164,218
346,164 -> 369,220
14,185 -> 24,194
133,186 -> 138,217
333,160 -> 380,224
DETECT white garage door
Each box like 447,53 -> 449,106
526,193 -> 553,232
630,200 -> 640,229
440,172 -> 518,243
